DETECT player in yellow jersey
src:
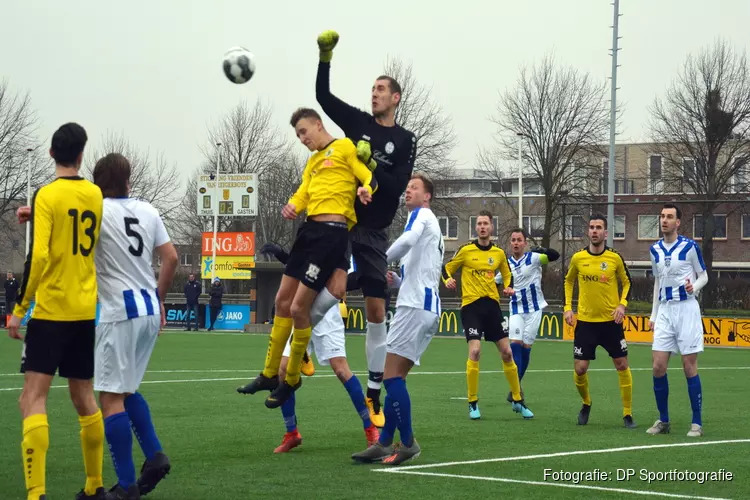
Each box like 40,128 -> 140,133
564,213 -> 636,429
239,108 -> 377,409
442,210 -> 534,420
7,123 -> 106,500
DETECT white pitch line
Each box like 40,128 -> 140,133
377,470 -> 730,500
374,439 -> 750,472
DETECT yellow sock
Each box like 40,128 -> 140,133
466,359 -> 479,403
22,414 -> 49,499
503,360 -> 522,401
574,372 -> 592,406
285,326 -> 312,386
618,367 -> 633,416
78,410 -> 104,495
262,316 -> 293,378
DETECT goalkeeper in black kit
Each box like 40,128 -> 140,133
316,29 -> 417,427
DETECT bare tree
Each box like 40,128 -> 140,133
382,56 -> 459,240
650,39 -> 750,307
84,132 -> 183,222
477,54 -> 611,248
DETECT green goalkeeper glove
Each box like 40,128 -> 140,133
317,30 -> 339,63
356,140 -> 377,172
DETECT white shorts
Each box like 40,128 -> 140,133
94,316 -> 161,394
653,300 -> 704,355
282,304 -> 345,365
508,310 -> 542,345
386,307 -> 439,366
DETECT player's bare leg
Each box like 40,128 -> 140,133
574,359 -> 593,425
612,356 -> 636,429
494,337 -> 533,418
19,372 -> 54,500
682,353 -> 703,437
648,350 -> 672,435
69,378 -> 106,500
329,357 -> 379,446
237,275 -> 298,395
466,339 -> 481,419
364,295 -> 387,427
275,356 -> 302,453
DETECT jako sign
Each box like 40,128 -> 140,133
202,232 -> 255,256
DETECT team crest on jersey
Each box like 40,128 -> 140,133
385,141 -> 395,154
600,262 -> 608,271
325,148 -> 333,156
665,256 -> 671,267
488,257 -> 495,265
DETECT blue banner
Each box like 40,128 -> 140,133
205,304 -> 250,330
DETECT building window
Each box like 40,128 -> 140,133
649,155 -> 662,179
683,158 -> 695,183
638,215 -> 660,240
693,215 -> 727,240
180,253 -> 193,266
742,214 -> 750,240
522,215 -> 546,239
733,156 -> 749,193
437,216 -> 459,239
469,215 -> 500,239
614,215 -> 625,239
564,215 -> 586,239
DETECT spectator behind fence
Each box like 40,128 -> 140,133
184,273 -> 202,331
208,278 -> 224,331
4,271 -> 19,328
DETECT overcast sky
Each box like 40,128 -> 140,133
2,0 -> 748,188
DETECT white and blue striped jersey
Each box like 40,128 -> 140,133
507,251 -> 547,315
386,207 -> 444,314
95,198 -> 171,323
649,236 -> 705,303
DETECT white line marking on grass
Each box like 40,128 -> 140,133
374,439 -> 750,472
376,470 -> 730,500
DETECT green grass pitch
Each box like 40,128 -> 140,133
1,331 -> 748,499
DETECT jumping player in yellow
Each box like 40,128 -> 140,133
8,123 -> 106,500
238,108 -> 377,408
564,213 -> 637,428
442,211 -> 533,420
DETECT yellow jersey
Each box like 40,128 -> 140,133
442,240 -> 512,307
288,138 -> 377,229
14,176 -> 103,321
564,246 -> 632,322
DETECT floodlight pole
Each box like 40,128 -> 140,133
607,0 -> 621,247
25,148 -> 33,256
517,133 -> 524,228
211,143 -> 222,283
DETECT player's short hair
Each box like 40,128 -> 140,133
290,108 -> 322,127
477,210 -> 493,223
376,75 -> 402,95
50,123 -> 87,166
411,173 -> 434,199
93,153 -> 131,199
510,228 -> 528,239
662,203 -> 682,220
589,212 -> 607,229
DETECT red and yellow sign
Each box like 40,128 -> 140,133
563,314 -> 750,348
202,232 -> 255,256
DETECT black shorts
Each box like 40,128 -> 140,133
461,297 -> 507,343
574,320 -> 627,360
350,225 -> 389,299
285,220 -> 349,292
21,319 -> 96,379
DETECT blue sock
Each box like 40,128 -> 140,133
653,374 -> 669,422
104,412 -> 136,488
124,392 -> 163,460
281,392 -> 297,432
383,377 -> 413,447
343,375 -> 372,429
520,346 -> 532,380
687,374 -> 702,426
378,392 -> 397,446
510,343 -> 522,377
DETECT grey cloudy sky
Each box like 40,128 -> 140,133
3,0 -> 748,186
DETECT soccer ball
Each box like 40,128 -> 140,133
223,47 -> 256,84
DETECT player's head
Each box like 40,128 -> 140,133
660,203 -> 681,235
372,75 -> 402,119
475,210 -> 494,241
290,108 -> 325,151
588,213 -> 607,246
510,228 -> 527,255
50,122 -> 87,168
6,271 -> 12,280
405,173 -> 434,210
93,153 -> 131,199
188,274 -> 195,281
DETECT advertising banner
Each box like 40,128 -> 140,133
205,304 -> 250,330
164,303 -> 206,329
201,232 -> 255,256
201,256 -> 254,280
